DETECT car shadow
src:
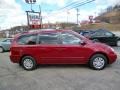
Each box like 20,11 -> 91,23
37,64 -> 89,69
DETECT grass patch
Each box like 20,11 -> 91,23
80,23 -> 120,31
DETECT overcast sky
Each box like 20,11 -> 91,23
0,0 -> 120,30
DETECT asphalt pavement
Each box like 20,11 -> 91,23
0,46 -> 120,90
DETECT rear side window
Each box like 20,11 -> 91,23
39,33 -> 59,44
17,34 -> 37,45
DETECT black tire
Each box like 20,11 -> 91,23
89,54 -> 107,70
0,47 -> 4,53
21,56 -> 37,71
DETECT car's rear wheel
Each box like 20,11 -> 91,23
89,54 -> 107,70
117,41 -> 120,46
21,56 -> 37,70
0,47 -> 4,53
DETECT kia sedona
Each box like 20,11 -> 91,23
10,29 -> 117,70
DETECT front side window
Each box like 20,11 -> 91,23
61,33 -> 81,45
39,33 -> 59,44
17,34 -> 37,45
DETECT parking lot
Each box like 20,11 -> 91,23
0,31 -> 120,90
0,46 -> 120,90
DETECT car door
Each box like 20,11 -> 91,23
103,31 -> 117,45
14,34 -> 39,61
90,31 -> 105,42
58,32 -> 91,64
36,32 -> 63,64
91,30 -> 116,45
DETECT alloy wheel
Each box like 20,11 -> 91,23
21,56 -> 37,70
93,57 -> 105,69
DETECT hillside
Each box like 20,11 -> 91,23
80,5 -> 120,31
95,5 -> 120,24
80,23 -> 120,31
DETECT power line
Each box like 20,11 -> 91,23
57,0 -> 87,11
45,0 -> 90,15
69,0 -> 95,10
52,0 -> 95,15
43,0 -> 96,21
76,8 -> 80,24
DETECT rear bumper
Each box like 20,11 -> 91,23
10,55 -> 20,63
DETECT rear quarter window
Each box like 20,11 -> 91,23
17,34 -> 37,45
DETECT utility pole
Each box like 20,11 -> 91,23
25,0 -> 36,12
67,11 -> 68,24
66,10 -> 70,24
39,5 -> 42,28
76,8 -> 80,25
25,0 -> 42,29
25,0 -> 36,29
26,11 -> 30,27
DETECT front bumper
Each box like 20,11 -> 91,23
108,53 -> 117,64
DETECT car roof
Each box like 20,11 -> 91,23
14,29 -> 73,38
2,38 -> 13,40
28,29 -> 72,33
0,38 -> 13,42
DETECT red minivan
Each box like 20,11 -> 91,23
10,30 -> 117,70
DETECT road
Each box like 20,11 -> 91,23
0,47 -> 120,90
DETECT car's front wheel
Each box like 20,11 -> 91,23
89,54 -> 107,70
117,40 -> 120,46
21,56 -> 37,70
0,47 -> 4,53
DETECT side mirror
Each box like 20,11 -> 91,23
85,35 -> 90,39
80,40 -> 86,45
112,34 -> 115,37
